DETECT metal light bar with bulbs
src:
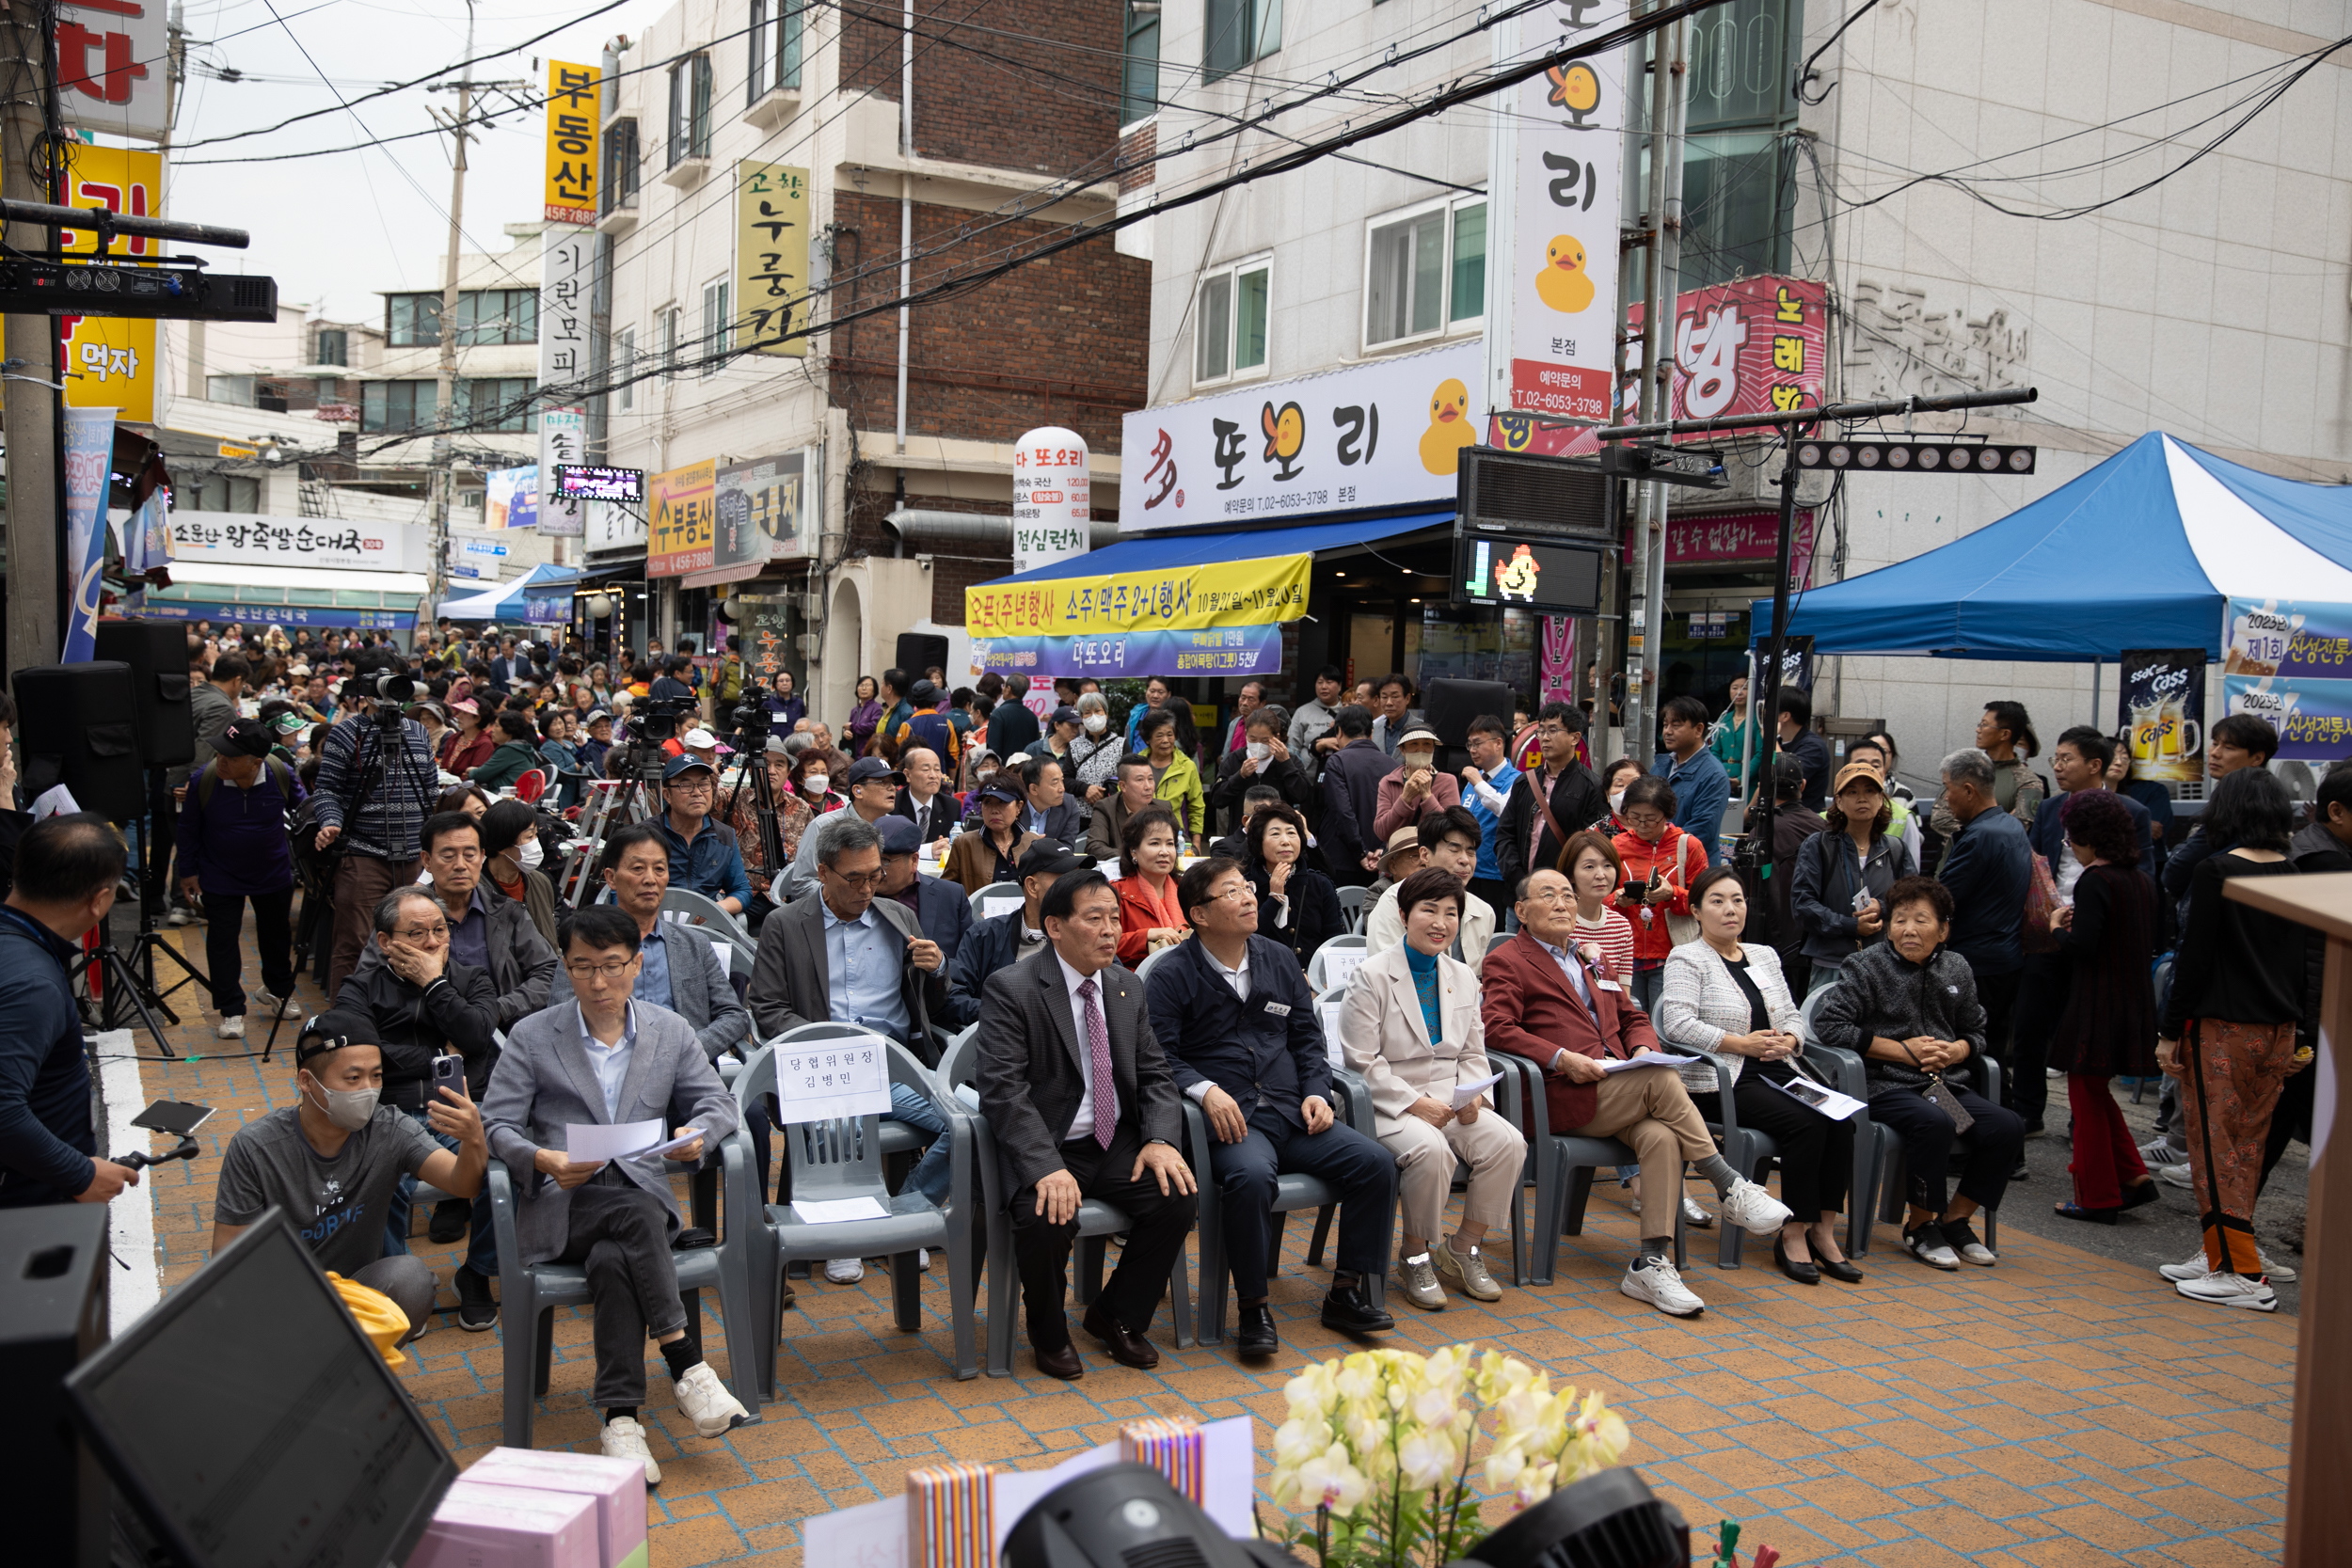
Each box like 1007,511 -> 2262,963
1791,438 -> 2037,476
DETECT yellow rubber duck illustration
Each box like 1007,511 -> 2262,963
1547,62 -> 1601,126
1536,234 -> 1596,313
1495,544 -> 1542,601
1420,379 -> 1476,475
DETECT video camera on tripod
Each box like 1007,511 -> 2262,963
342,669 -> 416,728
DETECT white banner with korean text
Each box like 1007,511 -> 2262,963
165,514 -> 428,575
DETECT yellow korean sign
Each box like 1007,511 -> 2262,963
57,143 -> 160,423
736,161 -> 809,357
544,60 -> 600,226
648,459 -> 716,578
964,552 -> 1312,639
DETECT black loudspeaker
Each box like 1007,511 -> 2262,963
13,663 -> 146,821
94,620 -> 196,768
896,632 -> 949,683
1422,677 -> 1517,748
0,1206 -> 110,1568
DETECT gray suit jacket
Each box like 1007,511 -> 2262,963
976,945 -> 1183,1193
480,1002 -> 739,1266
746,889 -> 948,1061
548,916 -> 751,1063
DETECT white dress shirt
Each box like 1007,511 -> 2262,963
1057,952 -> 1120,1140
575,1000 -> 640,1122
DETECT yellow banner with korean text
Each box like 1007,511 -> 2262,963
648,459 -> 716,578
964,552 -> 1312,639
736,161 -> 809,357
544,61 -> 600,225
56,143 -> 161,423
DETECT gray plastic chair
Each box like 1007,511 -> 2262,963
1305,933 -> 1368,991
660,888 -> 755,952
485,1144 -> 762,1449
731,1034 -> 978,1391
1334,883 -> 1368,933
969,881 -> 1025,922
936,1035 -> 1193,1376
1182,1062 -> 1387,1344
1486,930 -> 1517,957
1491,1054 -> 1685,1283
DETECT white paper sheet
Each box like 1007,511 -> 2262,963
1320,1001 -> 1346,1067
623,1127 -> 705,1162
771,1037 -> 894,1124
1322,946 -> 1366,989
1759,1072 -> 1868,1122
1451,1070 -> 1503,1108
29,784 -> 79,820
801,1494 -> 906,1568
564,1118 -> 662,1161
789,1195 -> 890,1224
982,895 -> 1024,919
1599,1050 -> 1687,1075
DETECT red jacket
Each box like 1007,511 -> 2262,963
1480,928 -> 1661,1132
1612,822 -> 1698,963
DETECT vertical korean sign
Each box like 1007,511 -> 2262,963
539,227 -> 594,535
56,0 -> 170,140
543,61 -> 600,225
60,407 -> 116,663
1488,0 -> 1628,426
736,161 -> 810,356
1011,427 -> 1089,575
57,144 -> 162,423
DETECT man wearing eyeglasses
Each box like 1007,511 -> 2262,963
654,754 -> 753,920
746,815 -> 953,1281
335,884 -> 501,1326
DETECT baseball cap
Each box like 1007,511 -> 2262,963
683,727 -> 718,750
1050,705 -> 1081,728
911,679 -> 941,706
844,756 -> 897,787
1017,839 -> 1088,881
662,752 -> 717,782
269,709 -> 308,736
294,1008 -> 376,1069
585,709 -> 612,726
976,779 -> 1024,807
876,816 -> 921,855
216,718 -> 276,758
1835,760 -> 1887,796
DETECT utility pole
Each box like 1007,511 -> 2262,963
424,1 -> 477,615
1619,4 -> 1687,764
3,4 -> 59,676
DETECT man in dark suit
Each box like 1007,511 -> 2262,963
876,815 -> 973,981
976,869 -> 1199,1379
887,745 -> 956,850
1496,703 -> 1606,895
946,838 -> 1085,1027
985,673 -> 1042,759
1144,857 -> 1394,1356
1018,752 -> 1088,844
1479,868 -> 1789,1319
1320,704 -> 1391,887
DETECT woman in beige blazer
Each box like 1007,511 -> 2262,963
1341,868 -> 1528,1310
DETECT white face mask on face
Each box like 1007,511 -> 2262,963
1609,789 -> 1628,816
803,774 -> 829,796
1247,741 -> 1271,762
1083,713 -> 1107,734
517,836 -> 544,870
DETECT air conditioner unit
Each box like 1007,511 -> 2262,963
795,632 -> 820,657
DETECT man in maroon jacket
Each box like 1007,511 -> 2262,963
1481,867 -> 1790,1318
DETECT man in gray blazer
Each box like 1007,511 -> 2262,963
977,868 -> 1198,1380
549,822 -> 753,1063
479,905 -> 748,1486
745,814 -> 952,1276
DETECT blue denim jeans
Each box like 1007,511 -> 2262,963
894,1081 -> 952,1207
384,1105 -> 497,1278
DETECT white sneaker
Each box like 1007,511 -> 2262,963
1679,1195 -> 1714,1228
2137,1135 -> 2185,1164
1903,1226 -> 1960,1271
2174,1272 -> 2278,1312
824,1257 -> 865,1284
164,907 -> 192,928
1620,1255 -> 1704,1317
1716,1178 -> 1793,1237
673,1361 -> 750,1436
254,990 -> 302,1020
2153,1161 -> 2194,1189
1943,1221 -> 1997,1267
2160,1246 -> 2297,1284
916,1248 -> 930,1273
601,1416 -> 660,1485
215,1015 -> 245,1040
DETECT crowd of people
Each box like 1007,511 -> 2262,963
0,623 -> 2324,1486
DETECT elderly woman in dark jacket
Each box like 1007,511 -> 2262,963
1816,875 -> 2025,1274
2046,790 -> 2161,1223
1242,802 -> 1343,972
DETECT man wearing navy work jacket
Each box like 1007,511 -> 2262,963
1142,854 -> 1395,1356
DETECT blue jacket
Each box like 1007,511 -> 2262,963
655,814 -> 753,908
889,875 -> 974,991
1939,804 -> 2031,975
1141,932 -> 1328,1132
1468,759 -> 1519,880
1655,747 -> 1730,865
0,908 -> 95,1206
2028,788 -> 2155,882
946,908 -> 1028,1028
174,757 -> 305,895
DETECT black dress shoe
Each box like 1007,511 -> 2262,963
1081,1304 -> 1160,1369
1319,1280 -> 1395,1335
1033,1341 -> 1085,1380
2119,1180 -> 2161,1212
1235,1305 -> 1279,1357
1815,1255 -> 1865,1284
1772,1237 -> 1820,1285
428,1197 -> 470,1244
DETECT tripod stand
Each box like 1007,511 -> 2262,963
561,743 -> 672,907
87,768 -> 214,1058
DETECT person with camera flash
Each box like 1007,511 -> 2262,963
310,655 -> 443,993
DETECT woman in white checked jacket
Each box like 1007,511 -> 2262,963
1657,864 -> 1864,1285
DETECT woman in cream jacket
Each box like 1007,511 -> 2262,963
1341,868 -> 1527,1310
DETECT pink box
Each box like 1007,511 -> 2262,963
460,1449 -> 649,1568
405,1480 -> 599,1568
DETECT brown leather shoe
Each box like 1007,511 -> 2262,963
1033,1340 -> 1085,1380
1081,1304 -> 1160,1370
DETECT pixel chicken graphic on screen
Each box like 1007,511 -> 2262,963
1495,544 -> 1542,601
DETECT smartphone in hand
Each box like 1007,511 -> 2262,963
432,1053 -> 466,1099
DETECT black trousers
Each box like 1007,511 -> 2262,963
202,888 -> 295,1015
553,1173 -> 687,1411
1009,1121 -> 1197,1350
1970,962 -> 2023,1080
1202,1110 -> 1394,1300
1869,1084 -> 2024,1215
2258,1064 -> 2315,1196
2008,953 -> 2070,1124
1690,1074 -> 1853,1218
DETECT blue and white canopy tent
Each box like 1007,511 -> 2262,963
1749,433 -> 2352,660
436,562 -> 580,623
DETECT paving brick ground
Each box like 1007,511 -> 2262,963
127,927 -> 2296,1567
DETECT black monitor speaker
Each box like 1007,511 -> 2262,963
64,1211 -> 457,1568
13,663 -> 146,820
94,620 -> 197,768
896,633 -> 949,684
1422,678 -> 1518,749
0,1205 -> 111,1568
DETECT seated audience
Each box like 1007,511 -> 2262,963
1209,705 -> 1313,837
1115,803 -> 1188,965
1365,806 -> 1495,973
1558,829 -> 1636,978
1019,753 -> 1089,844
948,839 -> 1091,1026
942,779 -> 1042,895
550,824 -> 751,1063
877,815 -> 974,978
1241,802 -> 1343,973
1087,753 -> 1162,863
407,809 -> 558,1031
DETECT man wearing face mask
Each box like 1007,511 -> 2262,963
888,746 -> 955,849
1373,725 -> 1464,844
1210,705 -> 1312,836
784,756 -> 903,902
211,1008 -> 486,1342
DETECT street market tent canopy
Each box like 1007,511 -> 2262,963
1748,433 -> 2352,660
437,562 -> 579,622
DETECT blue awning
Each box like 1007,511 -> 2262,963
976,511 -> 1454,586
437,562 -> 580,621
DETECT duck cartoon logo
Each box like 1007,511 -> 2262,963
1261,400 -> 1306,481
1420,379 -> 1476,476
1545,61 -> 1602,127
1537,235 -> 1595,313
1495,544 -> 1541,602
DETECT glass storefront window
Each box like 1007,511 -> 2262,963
1418,605 -> 1537,700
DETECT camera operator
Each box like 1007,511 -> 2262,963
309,653 -> 444,993
0,815 -> 140,1209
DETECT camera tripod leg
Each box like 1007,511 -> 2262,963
130,931 -> 209,1023
89,945 -> 177,1059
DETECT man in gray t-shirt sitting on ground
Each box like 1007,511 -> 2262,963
211,1007 -> 487,1341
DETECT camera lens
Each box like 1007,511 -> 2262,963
374,673 -> 416,704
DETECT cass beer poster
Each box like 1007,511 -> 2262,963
2120,649 -> 2206,783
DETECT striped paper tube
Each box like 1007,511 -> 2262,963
1120,1418 -> 1204,1504
907,1462 -> 1001,1568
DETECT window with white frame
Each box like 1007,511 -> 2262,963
658,307 -> 679,379
617,327 -> 637,409
749,0 -> 804,101
702,279 -> 731,374
1362,194 -> 1486,350
1194,255 -> 1270,386
667,54 -> 713,166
